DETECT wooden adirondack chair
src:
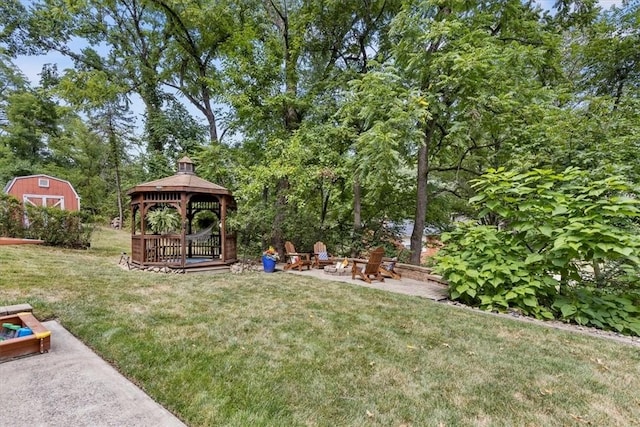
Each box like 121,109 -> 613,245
284,241 -> 312,271
312,241 -> 335,269
352,247 -> 385,283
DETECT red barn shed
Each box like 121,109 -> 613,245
3,174 -> 81,211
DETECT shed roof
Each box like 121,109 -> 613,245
3,174 -> 81,200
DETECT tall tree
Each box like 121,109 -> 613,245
147,0 -> 243,144
1,90 -> 59,163
223,0 -> 404,253
347,0 -> 563,264
2,0 -> 173,173
541,0 -> 640,183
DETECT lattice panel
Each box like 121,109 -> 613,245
191,201 -> 220,213
144,192 -> 181,201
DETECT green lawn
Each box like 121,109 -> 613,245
1,227 -> 639,426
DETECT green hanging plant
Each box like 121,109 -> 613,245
147,207 -> 181,234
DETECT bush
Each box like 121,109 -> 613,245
0,194 -> 25,238
552,288 -> 640,336
434,167 -> 640,335
24,205 -> 93,248
1,193 -> 93,248
436,223 -> 556,319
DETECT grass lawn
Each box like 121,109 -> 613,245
1,227 -> 639,426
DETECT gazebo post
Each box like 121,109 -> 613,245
221,196 -> 227,261
180,193 -> 187,268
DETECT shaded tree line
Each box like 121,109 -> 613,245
0,0 -> 638,262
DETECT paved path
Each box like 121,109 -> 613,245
0,321 -> 186,427
284,266 -> 449,301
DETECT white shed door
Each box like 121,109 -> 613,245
23,194 -> 65,209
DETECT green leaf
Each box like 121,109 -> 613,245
488,276 -> 504,288
448,273 -> 462,284
538,225 -> 554,237
479,295 -> 493,305
560,304 -> 577,317
469,194 -> 486,204
552,205 -> 568,216
540,310 -> 555,320
614,247 -> 633,257
525,253 -> 544,265
612,323 -> 625,333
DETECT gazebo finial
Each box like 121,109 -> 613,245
178,156 -> 195,175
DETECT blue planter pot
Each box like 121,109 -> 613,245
262,255 -> 277,273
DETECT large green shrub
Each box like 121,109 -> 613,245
1,193 -> 92,248
434,167 -> 640,335
0,193 -> 25,238
436,223 -> 557,319
24,205 -> 93,248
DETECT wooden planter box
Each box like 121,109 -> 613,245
0,312 -> 51,360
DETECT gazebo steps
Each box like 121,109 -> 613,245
183,265 -> 231,274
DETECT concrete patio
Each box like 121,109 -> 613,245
283,264 -> 449,301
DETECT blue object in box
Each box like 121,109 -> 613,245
16,327 -> 33,338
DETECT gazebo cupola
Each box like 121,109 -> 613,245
178,156 -> 195,175
126,157 -> 237,271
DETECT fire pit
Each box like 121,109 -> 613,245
323,265 -> 351,276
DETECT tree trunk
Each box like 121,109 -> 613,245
353,176 -> 362,230
107,117 -> 124,230
202,102 -> 219,144
273,178 -> 289,256
352,176 -> 362,257
114,165 -> 124,230
410,119 -> 436,265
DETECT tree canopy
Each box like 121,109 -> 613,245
1,0 -> 638,264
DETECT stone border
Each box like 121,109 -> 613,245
393,263 -> 447,285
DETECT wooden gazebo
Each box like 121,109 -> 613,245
127,157 -> 237,271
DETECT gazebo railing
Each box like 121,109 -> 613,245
145,235 -> 182,263
187,235 -> 220,258
131,234 -> 222,265
225,234 -> 237,261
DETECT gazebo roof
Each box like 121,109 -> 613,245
127,157 -> 231,196
127,174 -> 231,196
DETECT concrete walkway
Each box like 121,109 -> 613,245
284,266 -> 449,301
0,321 -> 185,427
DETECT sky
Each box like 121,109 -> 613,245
11,0 -> 627,135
